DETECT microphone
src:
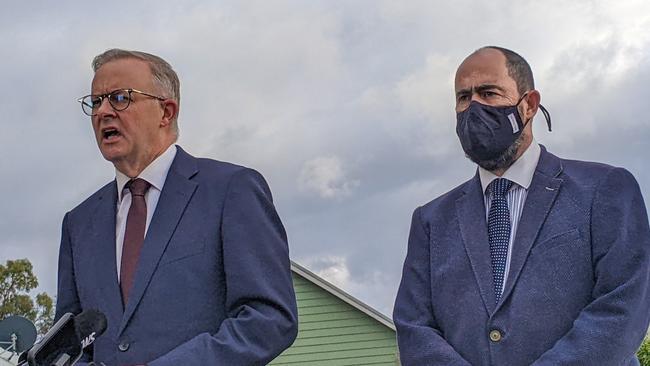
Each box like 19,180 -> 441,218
18,309 -> 107,366
74,310 -> 107,352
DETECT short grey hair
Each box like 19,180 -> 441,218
92,49 -> 181,135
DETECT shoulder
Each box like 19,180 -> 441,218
193,157 -> 268,187
176,146 -> 263,179
195,157 -> 249,178
175,147 -> 272,197
59,180 -> 116,236
418,176 -> 476,219
539,146 -> 633,185
555,154 -> 639,192
541,149 -> 642,208
560,157 -> 623,182
67,181 -> 115,217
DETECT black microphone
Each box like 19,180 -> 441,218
18,309 -> 107,366
74,309 -> 107,353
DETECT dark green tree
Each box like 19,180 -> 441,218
0,259 -> 54,335
639,337 -> 650,366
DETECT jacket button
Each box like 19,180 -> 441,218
489,330 -> 502,342
118,342 -> 130,352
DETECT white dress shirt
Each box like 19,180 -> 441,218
478,140 -> 541,294
114,144 -> 177,281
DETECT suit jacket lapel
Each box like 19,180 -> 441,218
118,147 -> 199,335
456,174 -> 497,315
497,147 -> 563,310
89,182 -> 124,336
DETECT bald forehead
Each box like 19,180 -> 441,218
455,48 -> 508,83
454,47 -> 519,99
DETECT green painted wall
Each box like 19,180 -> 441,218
270,272 -> 400,366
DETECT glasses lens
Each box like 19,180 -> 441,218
108,90 -> 131,111
80,96 -> 100,116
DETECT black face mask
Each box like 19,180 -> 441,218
455,95 -> 551,163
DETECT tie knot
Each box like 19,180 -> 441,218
490,178 -> 513,197
127,178 -> 151,197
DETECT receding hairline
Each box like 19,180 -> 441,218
92,49 -> 169,73
457,46 -> 535,95
456,47 -> 508,77
93,55 -> 150,71
454,48 -> 510,88
91,57 -> 157,90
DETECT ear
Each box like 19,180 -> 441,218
522,90 -> 540,121
159,99 -> 179,128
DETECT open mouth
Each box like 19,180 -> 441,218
101,127 -> 122,141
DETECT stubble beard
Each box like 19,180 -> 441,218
470,135 -> 523,172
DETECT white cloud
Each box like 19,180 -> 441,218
307,256 -> 351,289
301,255 -> 397,316
298,156 -> 360,199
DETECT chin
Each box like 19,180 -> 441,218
475,158 -> 516,172
98,145 -> 127,164
471,137 -> 523,171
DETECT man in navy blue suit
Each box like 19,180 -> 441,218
393,46 -> 650,365
56,49 -> 298,365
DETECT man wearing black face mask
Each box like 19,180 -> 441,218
393,46 -> 650,365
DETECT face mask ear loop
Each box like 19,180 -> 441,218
515,92 -> 529,107
516,92 -> 533,129
539,104 -> 552,132
518,91 -> 552,132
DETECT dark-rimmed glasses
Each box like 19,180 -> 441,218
77,89 -> 166,116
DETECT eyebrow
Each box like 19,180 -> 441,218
456,84 -> 507,97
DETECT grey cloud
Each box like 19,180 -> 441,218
2,1 -> 650,318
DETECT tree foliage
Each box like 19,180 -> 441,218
0,259 -> 54,334
639,336 -> 650,366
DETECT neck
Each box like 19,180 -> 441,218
114,142 -> 172,178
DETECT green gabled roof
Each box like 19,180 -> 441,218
270,261 -> 400,366
290,261 -> 395,330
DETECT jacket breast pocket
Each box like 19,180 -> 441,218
158,239 -> 207,267
531,228 -> 584,255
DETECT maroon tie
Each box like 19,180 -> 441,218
120,178 -> 151,305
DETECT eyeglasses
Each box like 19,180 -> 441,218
77,88 -> 166,116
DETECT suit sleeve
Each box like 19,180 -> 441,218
149,168 -> 298,366
393,207 -> 472,366
55,212 -> 93,363
56,212 -> 81,319
532,167 -> 650,365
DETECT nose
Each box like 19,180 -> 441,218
95,96 -> 116,119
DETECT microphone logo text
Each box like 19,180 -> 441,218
81,332 -> 97,348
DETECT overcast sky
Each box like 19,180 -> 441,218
2,1 -> 650,317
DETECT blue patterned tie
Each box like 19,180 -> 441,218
488,178 -> 513,304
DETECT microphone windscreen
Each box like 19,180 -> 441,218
75,309 -> 108,340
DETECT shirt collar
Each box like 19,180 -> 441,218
116,144 -> 178,202
478,140 -> 541,194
